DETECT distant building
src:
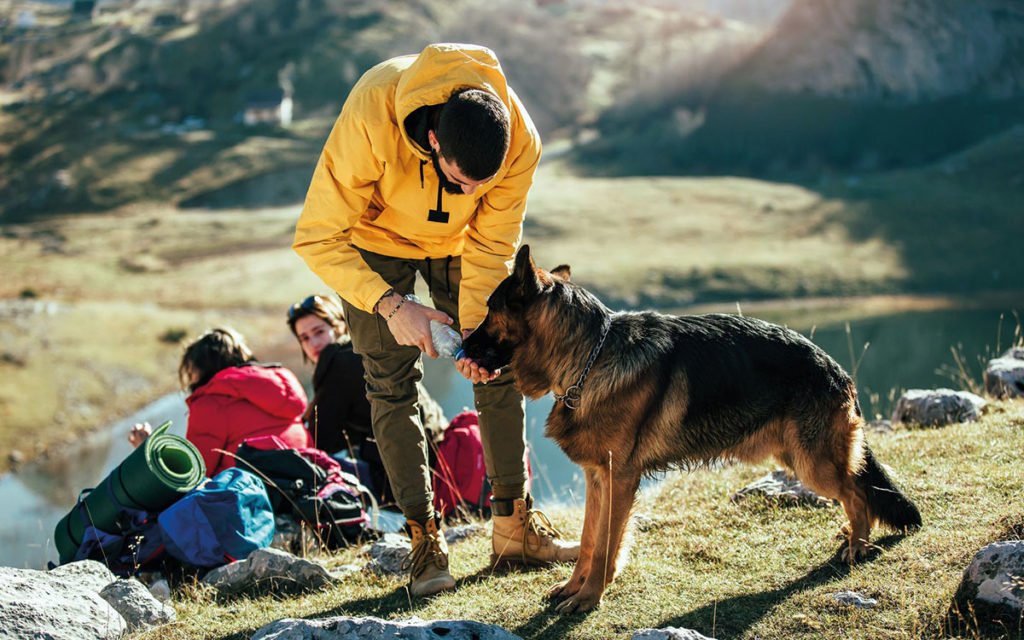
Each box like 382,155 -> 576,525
71,0 -> 97,21
241,90 -> 293,127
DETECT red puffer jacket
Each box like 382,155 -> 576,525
186,364 -> 313,477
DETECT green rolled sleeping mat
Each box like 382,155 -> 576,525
54,421 -> 206,564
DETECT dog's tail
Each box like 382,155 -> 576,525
856,445 -> 922,532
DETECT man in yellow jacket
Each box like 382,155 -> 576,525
293,43 -> 578,597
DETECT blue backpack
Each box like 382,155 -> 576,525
157,468 -> 275,567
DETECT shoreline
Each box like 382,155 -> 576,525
6,290 -> 1020,477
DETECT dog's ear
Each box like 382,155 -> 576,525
550,264 -> 571,281
513,244 -> 539,288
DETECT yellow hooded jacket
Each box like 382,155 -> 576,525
293,43 -> 541,331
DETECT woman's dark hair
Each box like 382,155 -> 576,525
435,88 -> 510,181
179,327 -> 255,392
286,294 -> 346,363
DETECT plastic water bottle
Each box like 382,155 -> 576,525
406,295 -> 465,359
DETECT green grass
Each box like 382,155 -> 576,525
132,401 -> 1024,640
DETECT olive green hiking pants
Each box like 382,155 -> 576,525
339,248 -> 527,521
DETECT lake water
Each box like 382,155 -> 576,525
0,303 -> 1018,569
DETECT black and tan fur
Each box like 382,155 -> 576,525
463,245 -> 921,613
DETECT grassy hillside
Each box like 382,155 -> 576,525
133,401 -> 1024,640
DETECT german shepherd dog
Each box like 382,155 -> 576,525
462,245 -> 921,613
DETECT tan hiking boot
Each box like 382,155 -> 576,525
403,517 -> 456,597
490,496 -> 580,566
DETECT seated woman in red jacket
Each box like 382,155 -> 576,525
129,327 -> 312,477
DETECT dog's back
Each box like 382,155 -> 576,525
603,311 -> 854,470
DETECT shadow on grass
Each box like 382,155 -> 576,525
647,534 -> 911,639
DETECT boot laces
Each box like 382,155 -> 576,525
402,528 -> 446,578
522,507 -> 564,558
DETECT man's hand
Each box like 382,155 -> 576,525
128,422 -> 152,448
455,329 -> 500,384
379,293 -> 452,358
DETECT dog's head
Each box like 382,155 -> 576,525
462,244 -> 571,375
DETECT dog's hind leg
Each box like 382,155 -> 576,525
787,411 -> 874,563
548,466 -> 601,602
556,461 -> 641,614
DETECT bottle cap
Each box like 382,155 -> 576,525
454,348 -> 465,361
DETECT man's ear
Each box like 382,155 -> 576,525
513,244 -> 539,293
550,264 -> 571,281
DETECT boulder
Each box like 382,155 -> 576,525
632,628 -> 717,640
985,348 -> 1024,399
732,469 -> 833,507
47,559 -> 116,593
891,389 -> 986,426
251,616 -> 523,640
953,541 -> 1024,623
202,547 -> 340,595
0,565 -> 126,640
99,578 -> 175,631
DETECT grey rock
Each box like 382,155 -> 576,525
732,469 -> 833,507
202,547 -> 337,595
445,523 -> 486,544
865,419 -> 894,433
148,578 -> 171,602
891,388 -> 986,426
831,590 -> 878,608
364,533 -> 411,576
954,540 -> 1024,621
986,348 -> 1024,399
47,559 -> 116,593
251,616 -> 523,640
0,565 -> 126,640
99,578 -> 175,631
632,628 -> 717,640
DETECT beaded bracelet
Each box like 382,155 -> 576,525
384,295 -> 406,320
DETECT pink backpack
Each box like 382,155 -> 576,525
431,410 -> 532,518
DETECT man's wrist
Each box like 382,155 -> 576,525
375,290 -> 403,318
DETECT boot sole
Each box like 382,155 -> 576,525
489,552 -> 553,568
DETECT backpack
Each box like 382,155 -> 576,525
431,410 -> 532,519
157,468 -> 275,567
67,499 -> 166,577
234,438 -> 372,548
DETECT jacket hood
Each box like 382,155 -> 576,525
395,43 -> 513,159
188,365 -> 307,419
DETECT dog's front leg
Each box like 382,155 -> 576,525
556,463 -> 640,614
548,465 -> 601,601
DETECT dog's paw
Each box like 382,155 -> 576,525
839,540 -> 869,564
554,587 -> 602,614
547,575 -> 585,601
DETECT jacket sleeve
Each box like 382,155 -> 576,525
186,397 -> 229,477
292,106 -> 393,313
459,125 -> 541,330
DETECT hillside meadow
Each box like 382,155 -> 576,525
131,401 -> 1024,640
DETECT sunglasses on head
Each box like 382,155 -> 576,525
287,295 -> 323,320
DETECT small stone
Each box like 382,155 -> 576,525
732,469 -> 833,507
831,590 -> 878,608
632,627 -> 717,639
99,578 -> 175,631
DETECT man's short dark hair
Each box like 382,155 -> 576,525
435,88 -> 510,181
